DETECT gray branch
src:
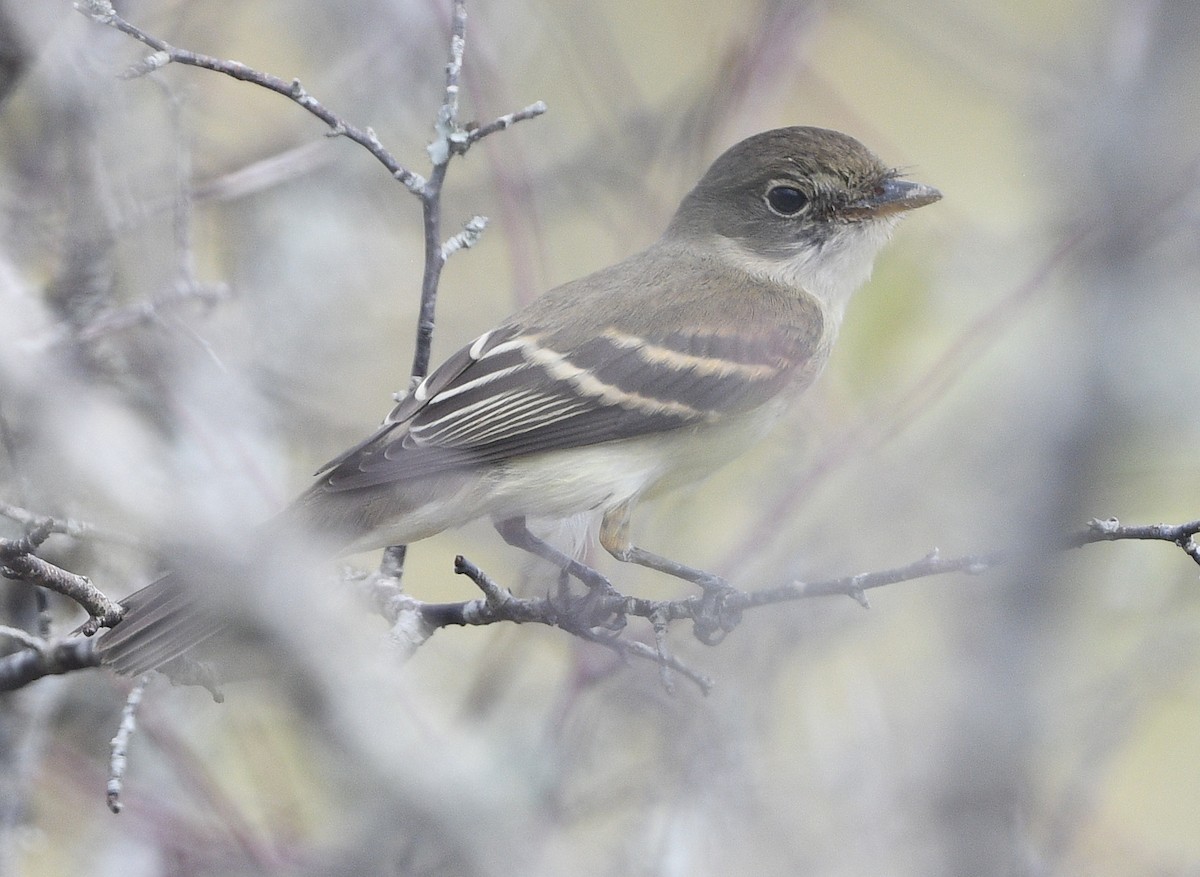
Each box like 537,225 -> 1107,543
107,678 -> 148,813
73,0 -> 425,190
355,515 -> 1200,696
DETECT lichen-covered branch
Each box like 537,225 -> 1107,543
1,537 -> 124,629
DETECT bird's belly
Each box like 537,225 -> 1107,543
482,403 -> 786,522
482,438 -> 672,521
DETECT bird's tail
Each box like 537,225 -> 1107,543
95,572 -> 226,677
93,510 -> 353,679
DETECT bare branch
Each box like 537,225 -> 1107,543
445,555 -> 715,693
462,101 -> 548,150
0,501 -> 132,545
71,0 -> 527,367
0,544 -> 124,629
426,0 -> 469,166
357,564 -> 436,660
594,635 -> 714,695
73,0 -> 424,189
407,0 -> 545,380
1069,516 -> 1200,566
735,548 -> 1003,610
107,677 -> 148,813
0,636 -> 101,691
331,514 -> 1199,696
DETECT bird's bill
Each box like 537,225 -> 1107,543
844,178 -> 942,219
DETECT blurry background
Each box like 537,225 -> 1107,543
1,0 -> 1199,874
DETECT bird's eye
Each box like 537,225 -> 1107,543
766,186 -> 808,216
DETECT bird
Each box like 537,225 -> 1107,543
95,126 -> 941,676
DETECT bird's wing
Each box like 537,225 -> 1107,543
319,322 -> 813,491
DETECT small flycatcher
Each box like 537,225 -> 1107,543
98,126 -> 940,674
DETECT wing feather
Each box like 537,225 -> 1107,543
320,323 -> 813,492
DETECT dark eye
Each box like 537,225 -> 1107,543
766,186 -> 808,216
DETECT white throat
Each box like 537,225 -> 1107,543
716,217 -> 901,328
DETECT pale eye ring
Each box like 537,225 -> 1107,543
766,185 -> 808,216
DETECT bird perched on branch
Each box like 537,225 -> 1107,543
97,126 -> 940,676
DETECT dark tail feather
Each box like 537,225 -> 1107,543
96,573 -> 225,676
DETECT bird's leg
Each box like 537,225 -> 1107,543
494,517 -> 615,594
600,500 -> 741,644
494,517 -> 623,631
599,500 -> 731,593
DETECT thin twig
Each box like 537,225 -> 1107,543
107,677 -> 148,813
0,503 -> 140,552
650,605 -> 676,694
1069,516 -> 1200,566
427,0 -> 469,166
407,0 -> 467,381
596,636 -> 713,694
736,548 -> 1002,609
73,0 -> 425,190
462,101 -> 548,151
381,0 -> 543,585
449,555 -> 713,693
0,506 -> 126,635
407,0 -> 544,380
